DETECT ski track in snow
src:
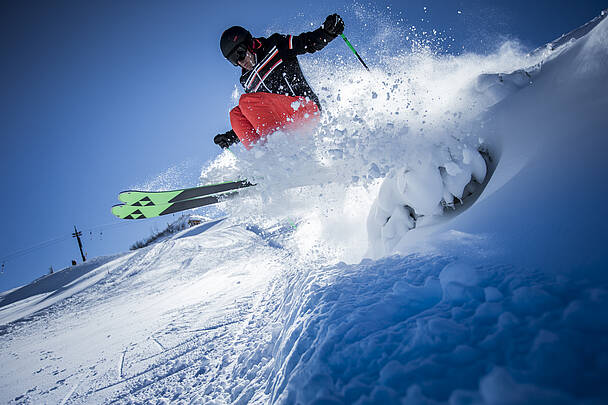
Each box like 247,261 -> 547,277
2,9 -> 608,405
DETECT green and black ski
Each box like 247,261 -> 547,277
112,192 -> 240,219
118,179 -> 255,206
113,179 -> 255,220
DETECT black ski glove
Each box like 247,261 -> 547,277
322,14 -> 344,37
214,129 -> 240,149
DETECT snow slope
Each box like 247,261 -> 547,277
1,10 -> 608,405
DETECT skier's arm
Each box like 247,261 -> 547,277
280,14 -> 345,56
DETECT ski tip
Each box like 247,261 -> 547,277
117,189 -> 158,203
112,202 -> 163,220
111,204 -> 126,219
118,190 -> 137,203
111,203 -> 144,220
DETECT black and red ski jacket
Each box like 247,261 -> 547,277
240,27 -> 337,110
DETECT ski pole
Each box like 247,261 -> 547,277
341,34 -> 370,71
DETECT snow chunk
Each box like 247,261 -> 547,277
510,286 -> 559,316
562,288 -> 608,331
474,302 -> 503,323
480,367 -> 573,404
291,100 -> 301,111
439,261 -> 481,288
400,164 -> 445,216
484,287 -> 503,302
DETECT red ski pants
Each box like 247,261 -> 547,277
230,92 -> 320,150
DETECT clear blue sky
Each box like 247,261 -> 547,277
0,0 -> 605,291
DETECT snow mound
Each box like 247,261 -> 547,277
367,144 -> 489,257
249,255 -> 608,404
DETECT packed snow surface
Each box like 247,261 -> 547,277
2,11 -> 608,405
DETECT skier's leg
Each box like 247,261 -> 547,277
238,93 -> 284,138
239,93 -> 320,138
229,106 -> 261,150
277,95 -> 320,131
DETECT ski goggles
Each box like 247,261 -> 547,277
227,45 -> 248,66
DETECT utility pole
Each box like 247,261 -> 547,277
72,225 -> 86,262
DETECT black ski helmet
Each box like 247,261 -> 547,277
220,26 -> 252,61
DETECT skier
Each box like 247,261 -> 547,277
213,14 -> 345,150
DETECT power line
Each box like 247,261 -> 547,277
0,234 -> 72,263
0,220 -> 133,264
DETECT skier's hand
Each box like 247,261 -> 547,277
214,129 -> 240,149
322,14 -> 344,37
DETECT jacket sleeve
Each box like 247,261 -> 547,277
271,27 -> 337,57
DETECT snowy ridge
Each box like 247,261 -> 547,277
1,10 -> 608,404
530,8 -> 607,55
0,254 -> 128,326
